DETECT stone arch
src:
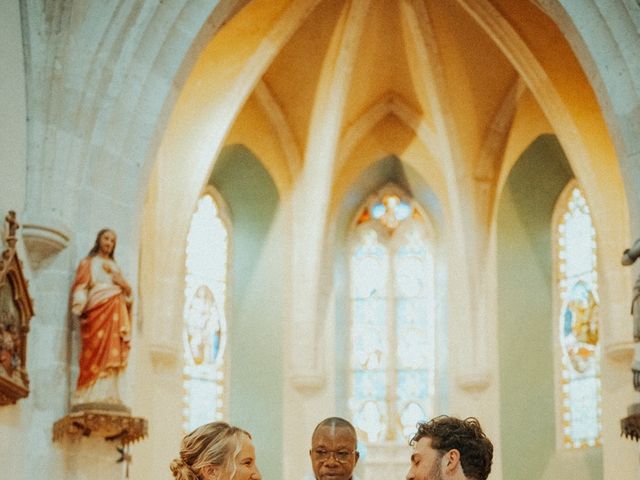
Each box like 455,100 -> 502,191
533,0 -> 640,225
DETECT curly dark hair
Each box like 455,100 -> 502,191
410,416 -> 493,480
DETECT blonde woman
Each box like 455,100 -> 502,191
170,422 -> 262,480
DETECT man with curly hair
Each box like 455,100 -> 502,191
405,416 -> 493,480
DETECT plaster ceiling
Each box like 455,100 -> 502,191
202,0 -> 599,212
258,0 -> 524,169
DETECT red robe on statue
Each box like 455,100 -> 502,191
71,257 -> 131,391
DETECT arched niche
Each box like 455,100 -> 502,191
496,134 -> 603,479
208,144 -> 284,480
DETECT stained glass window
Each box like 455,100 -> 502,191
183,193 -> 229,433
349,185 -> 434,443
555,185 -> 601,448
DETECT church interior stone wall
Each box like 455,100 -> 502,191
2,1 -> 640,479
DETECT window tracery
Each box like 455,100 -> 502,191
349,185 -> 435,442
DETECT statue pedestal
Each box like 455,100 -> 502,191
53,407 -> 147,445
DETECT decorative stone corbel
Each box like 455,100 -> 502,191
604,340 -> 634,364
289,372 -> 325,392
21,222 -> 70,271
456,372 -> 491,394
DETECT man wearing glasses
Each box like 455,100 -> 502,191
309,417 -> 360,480
406,416 -> 493,480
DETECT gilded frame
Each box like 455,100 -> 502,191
0,211 -> 35,405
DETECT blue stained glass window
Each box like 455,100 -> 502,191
354,371 -> 387,400
352,230 -> 388,298
399,402 -> 428,439
349,186 -> 435,443
352,298 -> 387,326
397,371 -> 429,399
369,194 -> 413,229
371,203 -> 386,219
396,302 -> 430,369
395,202 -> 412,221
354,401 -> 386,443
351,321 -> 387,369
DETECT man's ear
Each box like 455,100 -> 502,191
443,449 -> 461,474
354,451 -> 360,465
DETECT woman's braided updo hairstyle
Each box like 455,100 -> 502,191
170,422 -> 250,480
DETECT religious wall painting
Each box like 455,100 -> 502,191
0,211 -> 35,406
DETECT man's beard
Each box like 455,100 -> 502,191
427,456 -> 444,480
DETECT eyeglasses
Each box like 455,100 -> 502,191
312,448 -> 356,463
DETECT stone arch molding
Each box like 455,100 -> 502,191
21,0 -> 250,244
533,0 -> 640,219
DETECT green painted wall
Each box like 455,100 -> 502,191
210,144 -> 283,480
497,134 -> 601,479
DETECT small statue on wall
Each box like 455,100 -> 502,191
69,228 -> 133,411
621,238 -> 640,440
54,227 -> 146,445
622,239 -> 640,342
0,211 -> 35,406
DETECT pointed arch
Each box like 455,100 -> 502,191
337,92 -> 439,170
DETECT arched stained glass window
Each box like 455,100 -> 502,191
183,193 -> 229,433
554,184 -> 601,448
349,185 -> 435,443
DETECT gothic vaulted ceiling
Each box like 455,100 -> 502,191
156,0 -> 615,257
198,0 -> 604,223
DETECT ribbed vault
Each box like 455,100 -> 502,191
145,0 -> 629,388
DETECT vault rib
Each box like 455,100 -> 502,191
290,0 -> 372,385
255,79 -> 302,180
